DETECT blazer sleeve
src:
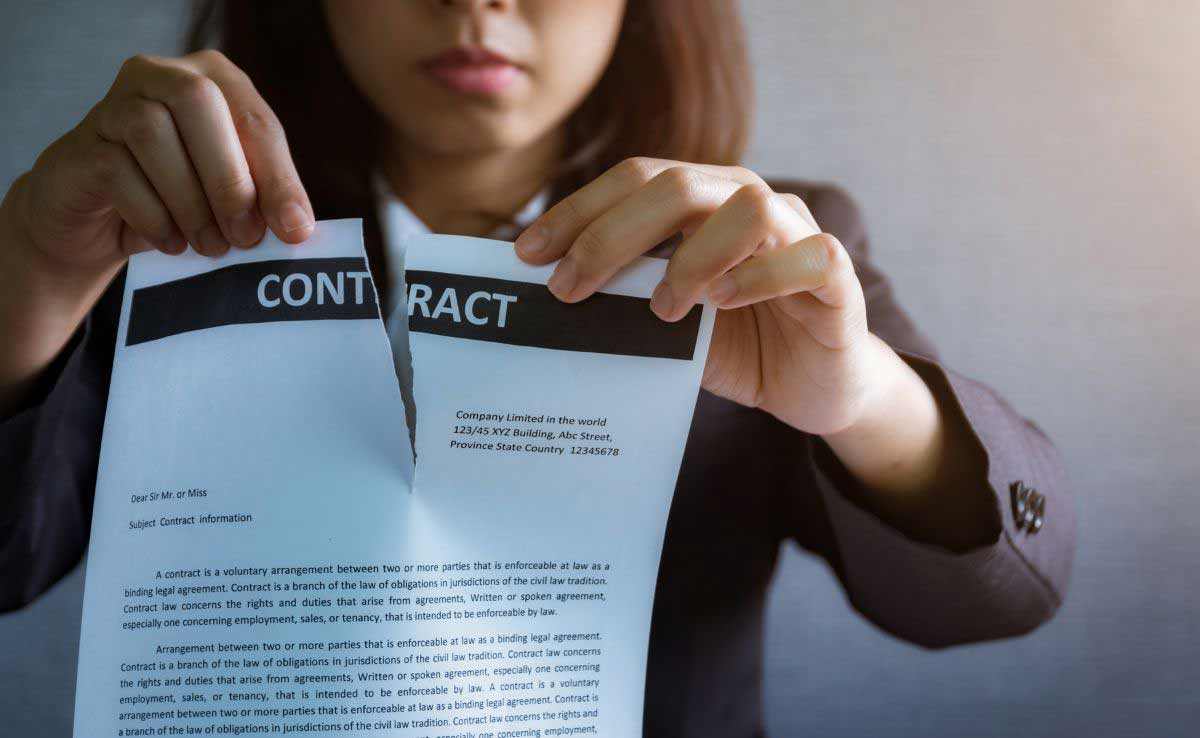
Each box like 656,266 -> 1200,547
0,271 -> 121,612
776,182 -> 1076,649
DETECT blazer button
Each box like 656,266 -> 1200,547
1022,494 -> 1038,530
1011,481 -> 1046,534
1010,481 -> 1031,530
1030,493 -> 1046,534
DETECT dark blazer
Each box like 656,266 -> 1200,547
0,180 -> 1075,737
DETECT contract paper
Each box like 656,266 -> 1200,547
74,220 -> 714,738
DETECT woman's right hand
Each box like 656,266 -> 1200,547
0,50 -> 313,412
11,49 -> 313,273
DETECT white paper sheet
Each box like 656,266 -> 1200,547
73,220 -> 714,738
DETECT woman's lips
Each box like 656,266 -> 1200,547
420,46 -> 522,95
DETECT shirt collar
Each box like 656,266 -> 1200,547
374,175 -> 550,246
373,175 -> 550,316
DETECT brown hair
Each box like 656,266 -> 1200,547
186,1 -> 752,295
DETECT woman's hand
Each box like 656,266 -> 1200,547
514,157 -> 889,437
514,157 -> 991,523
13,49 -> 313,271
0,50 -> 313,412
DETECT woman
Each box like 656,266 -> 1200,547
0,1 -> 1074,735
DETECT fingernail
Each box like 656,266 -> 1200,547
197,223 -> 228,256
515,223 -> 549,259
708,275 -> 738,304
279,202 -> 311,236
164,229 -> 188,255
547,259 -> 578,300
228,208 -> 262,247
651,281 -> 675,318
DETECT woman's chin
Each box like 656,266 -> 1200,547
397,112 -> 556,159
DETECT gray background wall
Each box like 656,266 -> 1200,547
2,1 -> 1197,736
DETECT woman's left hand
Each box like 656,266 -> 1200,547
516,157 -> 1001,550
514,157 -> 891,437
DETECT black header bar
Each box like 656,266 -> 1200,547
405,270 -> 701,361
126,257 -> 377,346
